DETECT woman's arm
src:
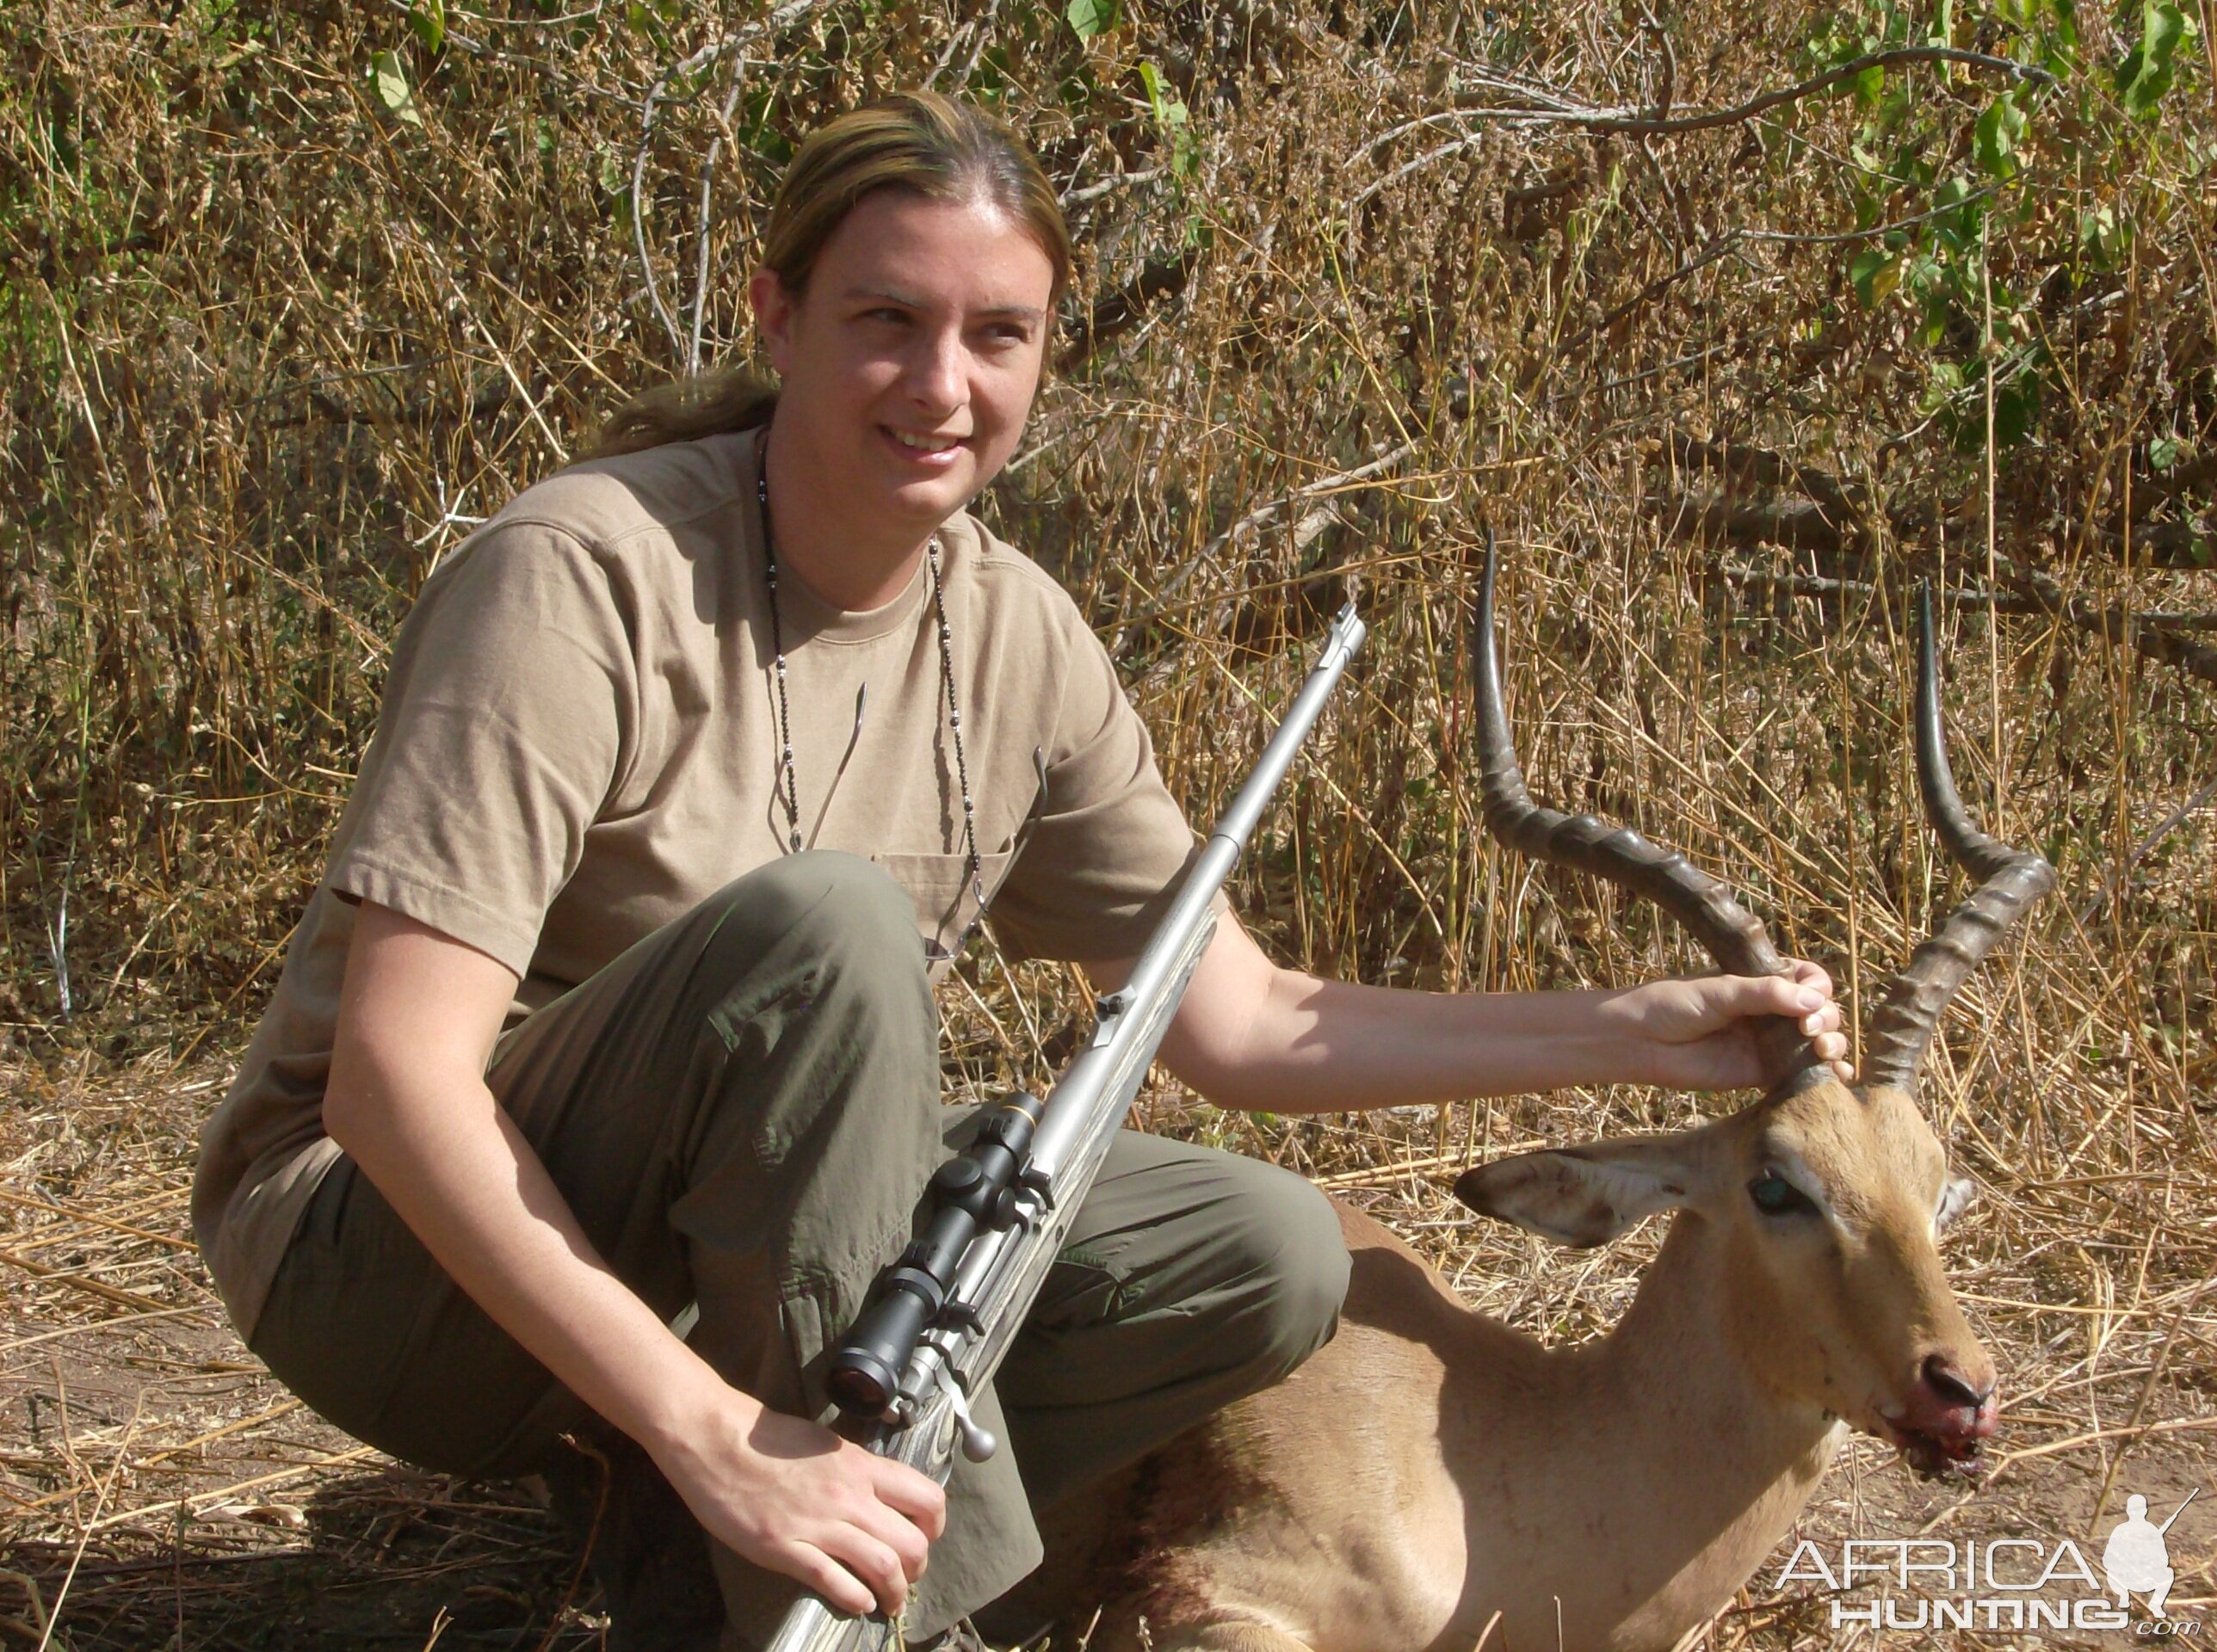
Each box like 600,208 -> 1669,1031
324,900 -> 944,1618
1124,914 -> 1850,1116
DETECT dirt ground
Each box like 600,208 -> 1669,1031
3,1057 -> 2211,1651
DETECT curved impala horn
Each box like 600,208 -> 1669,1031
1860,586 -> 2055,1094
1473,534 -> 1825,1095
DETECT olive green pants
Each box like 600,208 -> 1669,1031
249,852 -> 1350,1642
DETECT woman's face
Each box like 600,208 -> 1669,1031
751,189 -> 1055,540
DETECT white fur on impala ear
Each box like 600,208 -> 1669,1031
1935,1175 -> 1978,1234
1455,1140 -> 1700,1248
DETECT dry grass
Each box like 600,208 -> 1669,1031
3,0 -> 2214,1645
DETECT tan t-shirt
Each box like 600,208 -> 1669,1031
194,428 -> 1202,1341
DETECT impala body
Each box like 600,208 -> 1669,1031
1018,564 -> 2052,1652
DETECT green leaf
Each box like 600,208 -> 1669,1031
2116,0 -> 2189,116
2148,436 -> 2183,471
1992,373 -> 2041,447
409,0 -> 444,53
2078,202 -> 2124,266
1849,247 -> 1901,307
370,49 -> 422,126
1973,95 -> 2028,179
1919,360 -> 1967,416
1065,0 -> 1116,39
1139,60 -> 1187,126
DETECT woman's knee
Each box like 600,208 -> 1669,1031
707,850 -> 915,950
1226,1168 -> 1352,1378
694,852 -> 926,1007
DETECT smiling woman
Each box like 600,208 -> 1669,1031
750,188 -> 1056,606
190,89 -> 1850,1652
189,91 -> 1359,1652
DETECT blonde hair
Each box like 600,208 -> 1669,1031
594,91 -> 1071,458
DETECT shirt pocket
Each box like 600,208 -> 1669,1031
871,847 -> 1016,966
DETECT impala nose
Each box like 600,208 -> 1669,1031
1909,1353 -> 1998,1446
1922,1354 -> 1992,1410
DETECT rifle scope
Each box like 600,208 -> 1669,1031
826,1090 -> 1046,1415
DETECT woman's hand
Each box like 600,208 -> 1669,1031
650,1392 -> 946,1619
1603,960 -> 1850,1092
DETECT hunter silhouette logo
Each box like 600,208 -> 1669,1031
2103,1489 -> 2195,1618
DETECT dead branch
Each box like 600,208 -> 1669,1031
1665,432 -> 1873,548
1352,47 -> 2051,165
1112,439 -> 1417,659
631,0 -> 818,368
1654,490 -> 1856,555
1991,548 -> 2217,691
1057,248 -> 1201,373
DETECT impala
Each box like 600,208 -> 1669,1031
1020,554 -> 2053,1652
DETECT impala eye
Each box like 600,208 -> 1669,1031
1749,1171 -> 1817,1217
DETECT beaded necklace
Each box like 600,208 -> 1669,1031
756,461 -> 986,945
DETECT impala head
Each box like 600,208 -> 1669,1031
1459,540 -> 2053,1478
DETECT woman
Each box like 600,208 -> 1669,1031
192,93 -> 1847,1649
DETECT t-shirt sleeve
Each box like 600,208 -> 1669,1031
323,523 -> 635,977
985,612 -> 1204,964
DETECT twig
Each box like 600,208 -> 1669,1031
36,1393 -> 142,1652
2090,1281 -> 2212,1526
631,3 -> 818,366
1654,490 -> 1857,555
407,478 -> 486,559
1356,46 -> 2050,161
1666,432 -> 1871,544
1056,248 -> 1201,373
10,1401 -> 311,1519
1743,179 -> 2009,244
924,0 -> 1000,91
1584,46 -> 2053,136
0,1307 -> 201,1356
1991,1412 -> 2217,1470
686,42 -> 763,377
87,1445 -> 382,1533
0,1247 -> 179,1316
1546,182 -> 2014,366
1311,1143 -> 1547,1189
1550,235 -> 1744,361
531,1433 -> 609,1652
44,879 -> 70,1024
443,1 -> 607,27
404,227 -> 571,461
1718,564 -> 2042,615
1649,443 -> 2217,692
633,40 -> 730,361
1059,164 -> 1166,209
1110,440 -> 1415,658
687,140 -> 720,376
0,1188 -> 197,1251
2077,776 -> 2217,925
1990,546 -> 2217,691
1347,132 -> 1492,219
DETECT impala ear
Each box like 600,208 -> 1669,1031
1455,1137 -> 1708,1248
1935,1174 -> 1978,1234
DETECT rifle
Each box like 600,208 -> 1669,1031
2158,1488 -> 2198,1535
766,603 -> 1368,1652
